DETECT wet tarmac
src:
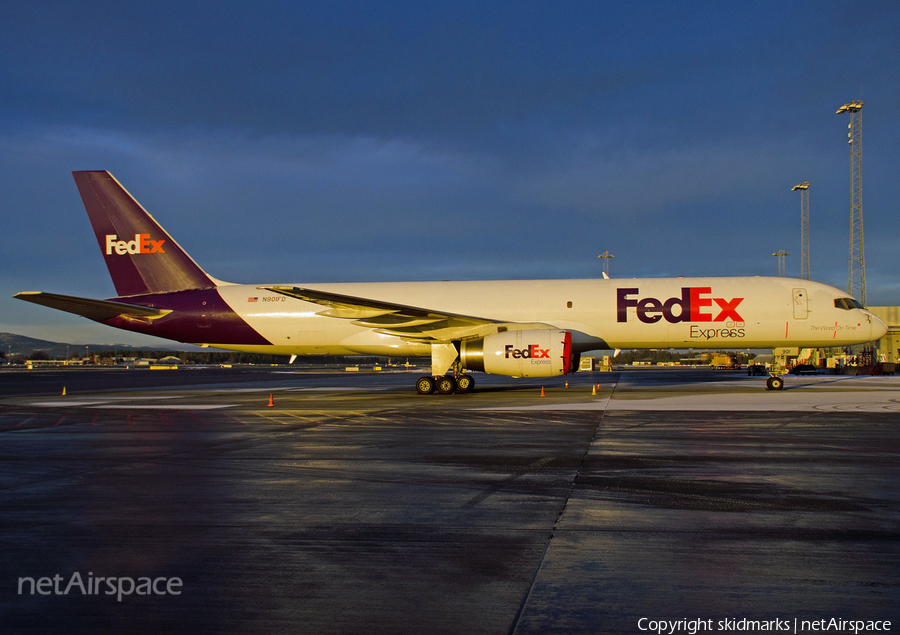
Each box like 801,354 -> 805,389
1,367 -> 898,634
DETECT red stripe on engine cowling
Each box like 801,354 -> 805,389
561,331 -> 573,374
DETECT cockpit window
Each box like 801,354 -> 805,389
834,297 -> 863,310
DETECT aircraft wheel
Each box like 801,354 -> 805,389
416,376 -> 436,395
456,374 -> 474,393
766,376 -> 784,391
436,375 -> 457,395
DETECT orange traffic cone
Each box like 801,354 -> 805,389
267,393 -> 274,407
540,386 -> 545,397
62,387 -> 66,396
592,385 -> 597,396
565,381 -> 568,388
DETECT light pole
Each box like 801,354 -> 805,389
597,251 -> 614,278
792,181 -> 810,280
772,250 -> 790,277
837,100 -> 866,305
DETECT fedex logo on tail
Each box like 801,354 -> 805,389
105,234 -> 166,255
617,287 -> 744,324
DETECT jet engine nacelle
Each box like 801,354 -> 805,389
460,329 -> 576,378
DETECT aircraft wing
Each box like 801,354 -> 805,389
261,285 -> 552,342
14,292 -> 172,322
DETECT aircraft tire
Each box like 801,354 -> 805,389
416,376 -> 436,395
766,376 -> 784,391
455,374 -> 474,393
436,375 -> 457,395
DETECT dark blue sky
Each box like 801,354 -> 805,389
2,1 -> 899,345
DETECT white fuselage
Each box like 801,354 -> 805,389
211,277 -> 886,356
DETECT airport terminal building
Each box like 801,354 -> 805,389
871,306 -> 900,364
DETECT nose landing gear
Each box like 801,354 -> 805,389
764,349 -> 789,391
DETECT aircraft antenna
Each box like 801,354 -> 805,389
772,250 -> 790,277
791,181 -> 810,280
837,100 -> 866,305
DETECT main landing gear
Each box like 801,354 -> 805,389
416,374 -> 475,395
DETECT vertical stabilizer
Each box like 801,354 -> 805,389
73,171 -> 215,296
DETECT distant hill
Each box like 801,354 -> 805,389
0,332 -> 385,366
0,332 -> 179,359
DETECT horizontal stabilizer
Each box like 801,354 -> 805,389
14,292 -> 172,322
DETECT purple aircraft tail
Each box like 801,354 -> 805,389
73,171 -> 215,297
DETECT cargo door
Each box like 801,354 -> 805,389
792,288 -> 808,319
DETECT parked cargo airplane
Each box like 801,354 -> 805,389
15,171 -> 887,392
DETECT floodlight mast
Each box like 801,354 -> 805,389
837,100 -> 866,306
792,181 -> 810,280
597,251 -> 614,278
772,250 -> 790,277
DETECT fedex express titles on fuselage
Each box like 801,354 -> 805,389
603,279 -> 874,349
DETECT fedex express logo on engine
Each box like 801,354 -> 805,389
505,344 -> 550,359
617,287 -> 744,324
105,234 -> 166,255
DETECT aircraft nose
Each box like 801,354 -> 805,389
870,312 -> 888,341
